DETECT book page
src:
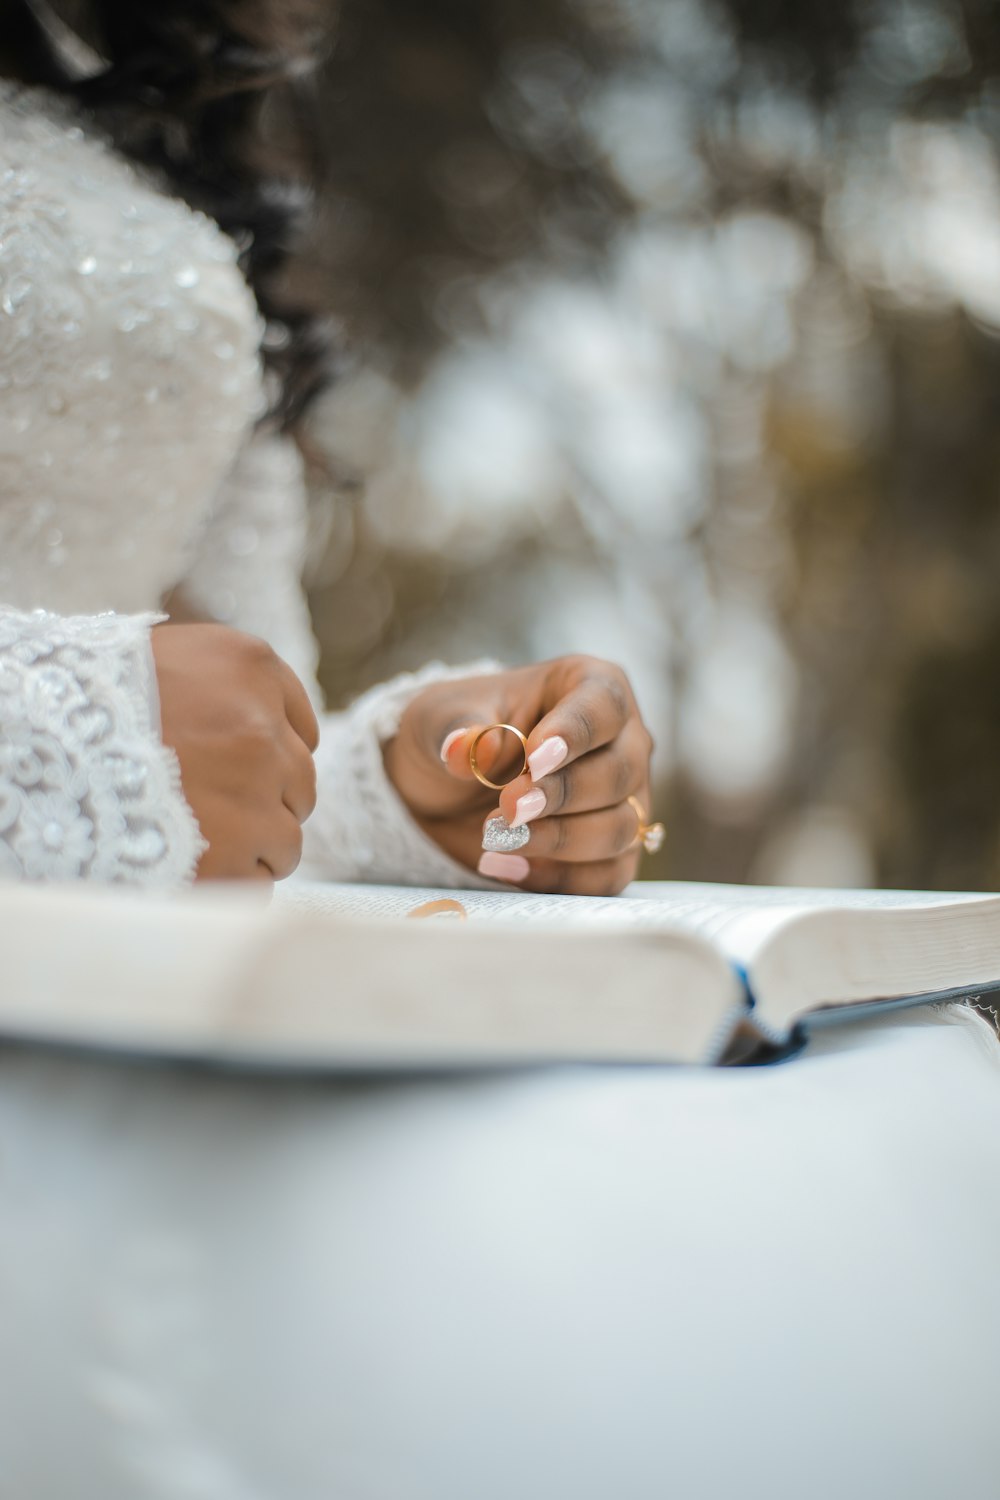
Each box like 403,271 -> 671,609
279,879 -> 720,928
619,883 -> 993,967
279,878 -> 988,960
279,879 -> 1000,1031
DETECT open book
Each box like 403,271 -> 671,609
2,877 -> 999,1068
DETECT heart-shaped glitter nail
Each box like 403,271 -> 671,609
481,815 -> 530,853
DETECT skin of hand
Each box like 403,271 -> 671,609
383,656 -> 655,894
151,623 -> 319,881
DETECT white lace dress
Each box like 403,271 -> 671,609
0,78 -> 489,890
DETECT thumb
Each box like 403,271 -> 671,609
438,722 -> 529,787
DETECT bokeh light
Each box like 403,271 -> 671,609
290,0 -> 1000,889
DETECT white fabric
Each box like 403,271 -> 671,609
0,605 -> 204,884
0,78 -> 490,889
0,1006 -> 998,1500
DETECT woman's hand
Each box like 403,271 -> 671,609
152,624 -> 319,881
383,656 -> 655,894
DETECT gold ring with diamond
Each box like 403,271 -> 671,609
627,795 -> 665,855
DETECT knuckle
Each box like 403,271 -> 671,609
548,766 -> 571,813
303,765 -> 318,817
240,632 -> 275,666
611,754 -> 633,802
584,655 -> 627,686
277,823 -> 304,879
614,804 -> 638,855
539,862 -> 571,895
590,858 -> 630,896
240,716 -> 282,761
548,817 -> 570,856
602,672 -> 631,719
577,652 -> 609,676
296,741 -> 319,798
569,703 -> 598,751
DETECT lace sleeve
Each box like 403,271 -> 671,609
299,660 -> 501,888
181,432 -> 498,888
0,607 -> 204,885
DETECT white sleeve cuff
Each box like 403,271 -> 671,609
0,607 -> 205,887
300,660 -> 504,889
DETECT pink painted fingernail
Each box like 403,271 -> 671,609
527,736 -> 568,781
478,851 -> 531,883
439,728 -> 468,762
511,787 -> 547,827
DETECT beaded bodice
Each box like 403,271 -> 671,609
0,80 -> 263,613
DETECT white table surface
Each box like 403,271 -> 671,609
1,1004 -> 998,1500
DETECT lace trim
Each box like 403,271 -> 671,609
0,607 -> 204,885
301,661 -> 504,889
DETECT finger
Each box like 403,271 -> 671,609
277,659 -> 320,753
439,722 -> 529,786
523,660 -> 634,783
259,809 -> 304,881
478,850 -> 637,896
203,850 -> 274,881
497,721 -> 650,824
282,729 -> 319,823
485,802 -> 642,865
196,822 -> 265,882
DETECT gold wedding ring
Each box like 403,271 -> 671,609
407,899 -> 469,920
468,723 -> 529,790
628,795 -> 665,855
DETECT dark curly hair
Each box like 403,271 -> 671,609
2,0 -> 336,427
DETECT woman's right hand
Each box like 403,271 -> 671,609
151,624 -> 319,881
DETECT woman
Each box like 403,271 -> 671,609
3,10 -> 1000,1500
0,0 -> 655,893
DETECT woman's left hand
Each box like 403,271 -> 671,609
383,656 -> 656,894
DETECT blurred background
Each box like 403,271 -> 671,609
277,0 -> 1000,891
